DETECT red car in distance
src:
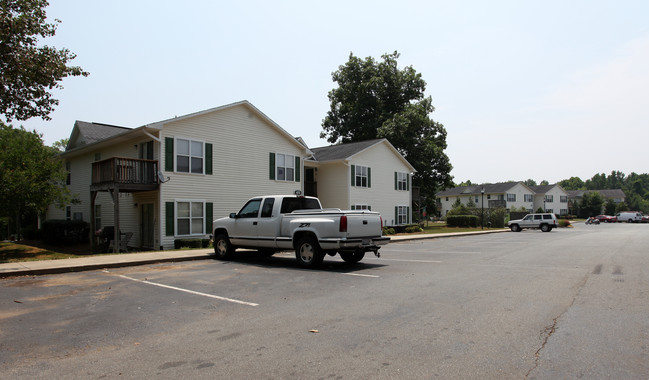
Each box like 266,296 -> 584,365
595,215 -> 616,223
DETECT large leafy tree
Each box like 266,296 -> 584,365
1,0 -> 88,121
321,51 -> 453,203
0,123 -> 72,237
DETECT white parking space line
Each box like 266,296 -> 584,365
371,258 -> 443,263
341,273 -> 380,278
116,274 -> 259,307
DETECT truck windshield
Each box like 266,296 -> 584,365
280,197 -> 321,214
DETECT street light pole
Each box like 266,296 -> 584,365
481,187 -> 485,230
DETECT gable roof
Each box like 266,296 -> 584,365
308,138 -> 416,172
145,100 -> 310,154
60,100 -> 311,158
67,121 -> 132,150
310,139 -> 385,161
436,182 -> 530,197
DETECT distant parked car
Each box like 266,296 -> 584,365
642,215 -> 649,223
595,215 -> 616,223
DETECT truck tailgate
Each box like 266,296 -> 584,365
344,212 -> 383,238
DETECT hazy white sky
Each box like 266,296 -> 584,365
17,0 -> 649,185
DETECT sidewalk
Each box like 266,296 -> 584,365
0,229 -> 507,278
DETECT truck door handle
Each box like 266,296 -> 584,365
253,222 -> 258,226
363,220 -> 368,225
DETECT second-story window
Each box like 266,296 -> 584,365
507,193 -> 516,202
396,172 -> 408,191
176,138 -> 203,174
354,165 -> 370,188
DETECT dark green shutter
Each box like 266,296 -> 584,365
367,167 -> 371,188
165,137 -> 174,172
295,156 -> 300,182
206,202 -> 213,234
395,207 -> 398,225
407,207 -> 411,224
351,165 -> 355,186
395,172 -> 398,190
165,202 -> 174,236
269,152 -> 275,180
351,205 -> 355,210
205,143 -> 213,175
368,205 -> 372,211
407,174 -> 410,191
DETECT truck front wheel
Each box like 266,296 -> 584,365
295,237 -> 325,268
213,234 -> 235,260
339,251 -> 365,264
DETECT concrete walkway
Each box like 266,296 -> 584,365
0,229 -> 508,277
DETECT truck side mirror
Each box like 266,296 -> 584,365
229,213 -> 237,219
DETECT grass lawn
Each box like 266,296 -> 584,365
0,241 -> 90,263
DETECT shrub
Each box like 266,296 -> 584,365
174,238 -> 211,249
382,227 -> 396,235
405,225 -> 423,233
558,219 -> 571,228
41,219 -> 90,244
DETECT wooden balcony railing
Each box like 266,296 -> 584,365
91,157 -> 159,191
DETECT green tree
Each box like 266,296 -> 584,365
0,123 -> 72,237
51,137 -> 68,152
540,180 -> 549,186
580,191 -> 604,218
321,51 -> 452,205
604,198 -> 616,215
523,179 -> 536,187
558,176 -> 585,190
1,0 -> 88,121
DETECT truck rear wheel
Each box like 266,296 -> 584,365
295,237 -> 324,268
339,251 -> 365,263
213,234 -> 235,260
540,224 -> 551,232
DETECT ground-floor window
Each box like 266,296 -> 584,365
397,206 -> 409,225
351,204 -> 371,210
176,201 -> 204,235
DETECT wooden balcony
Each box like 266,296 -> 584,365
91,157 -> 159,192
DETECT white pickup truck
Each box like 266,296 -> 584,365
211,194 -> 389,268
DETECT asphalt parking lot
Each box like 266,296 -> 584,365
2,223 -> 648,379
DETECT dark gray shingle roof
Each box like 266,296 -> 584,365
70,121 -> 131,149
310,139 -> 385,162
436,182 -> 523,196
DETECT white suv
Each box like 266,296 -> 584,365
508,213 -> 558,232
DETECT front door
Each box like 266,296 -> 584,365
141,203 -> 154,249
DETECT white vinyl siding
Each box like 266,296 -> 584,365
160,103 -> 308,248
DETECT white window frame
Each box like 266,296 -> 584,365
275,153 -> 295,182
175,200 -> 205,236
507,193 -> 516,202
397,172 -> 408,191
560,195 -> 568,203
175,138 -> 204,174
397,206 -> 408,225
524,194 -> 533,202
352,204 -> 370,210
355,165 -> 369,188
545,195 -> 554,202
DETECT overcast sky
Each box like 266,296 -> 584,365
17,0 -> 649,185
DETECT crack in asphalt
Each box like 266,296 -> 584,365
524,273 -> 590,379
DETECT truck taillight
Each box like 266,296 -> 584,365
380,216 -> 383,228
339,215 -> 347,232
